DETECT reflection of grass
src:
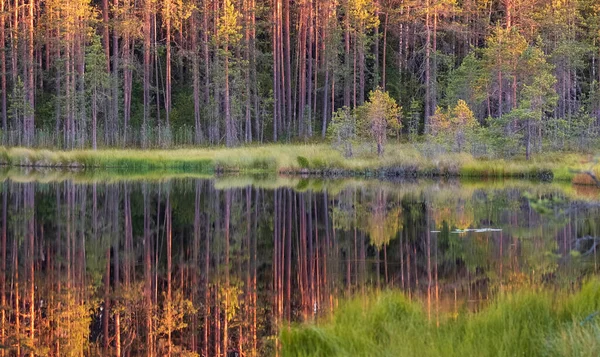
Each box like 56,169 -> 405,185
281,280 -> 600,357
1,168 -> 599,202
1,145 -> 597,182
0,167 -> 213,183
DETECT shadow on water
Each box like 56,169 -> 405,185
0,169 -> 598,356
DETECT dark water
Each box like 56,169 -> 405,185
0,175 -> 598,356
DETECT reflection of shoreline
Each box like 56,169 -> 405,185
1,168 -> 599,202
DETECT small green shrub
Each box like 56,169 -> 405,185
297,156 -> 310,169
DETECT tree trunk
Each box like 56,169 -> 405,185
165,0 -> 172,129
143,0 -> 151,148
0,0 -> 6,136
112,0 -> 119,146
123,0 -> 132,145
283,0 -> 292,137
192,9 -> 202,143
25,0 -> 35,146
424,0 -> 431,132
224,32 -> 233,146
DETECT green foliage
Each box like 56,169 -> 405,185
429,100 -> 479,153
218,0 -> 242,45
296,156 -> 310,168
358,89 -> 402,155
282,280 -> 600,357
327,90 -> 401,156
406,99 -> 422,141
327,107 -> 359,158
446,53 -> 485,115
156,290 -> 198,351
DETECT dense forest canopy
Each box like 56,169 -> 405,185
0,0 -> 599,149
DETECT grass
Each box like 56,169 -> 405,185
281,280 -> 600,357
0,144 -> 597,182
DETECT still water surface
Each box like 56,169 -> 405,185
0,173 -> 598,356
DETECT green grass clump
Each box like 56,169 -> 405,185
281,280 -> 600,357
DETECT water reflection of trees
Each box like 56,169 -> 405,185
0,180 -> 597,356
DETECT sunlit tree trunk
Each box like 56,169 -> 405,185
165,0 -> 172,130
24,0 -> 34,146
0,0 -> 6,137
192,10 -> 202,144
123,0 -> 132,144
111,0 -> 120,146
424,0 -> 432,131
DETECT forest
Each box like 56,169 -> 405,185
0,0 -> 598,152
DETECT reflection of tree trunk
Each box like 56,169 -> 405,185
26,184 -> 35,357
244,188 -> 251,354
204,186 -> 211,357
191,182 -> 201,352
143,185 -> 154,357
114,188 -> 121,357
224,191 -> 231,355
1,186 -> 5,357
14,229 -> 21,356
166,192 -> 172,357
103,231 -> 110,351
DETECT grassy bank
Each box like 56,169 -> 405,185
281,280 -> 600,357
0,144 -> 597,182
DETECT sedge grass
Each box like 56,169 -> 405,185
281,280 -> 600,357
0,144 -> 597,182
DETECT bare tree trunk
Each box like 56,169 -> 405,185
123,0 -> 132,145
141,0 -> 150,147
0,0 -> 6,137
424,0 -> 431,132
165,0 -> 172,129
244,0 -> 252,143
272,0 -> 280,141
112,0 -> 120,146
25,0 -> 35,145
344,0 -> 350,108
306,0 -> 314,137
192,10 -> 202,144
283,0 -> 292,137
224,30 -> 233,146
382,12 -> 388,89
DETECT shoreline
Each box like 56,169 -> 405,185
1,144 -> 597,184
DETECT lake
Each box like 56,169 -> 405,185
0,172 -> 598,356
